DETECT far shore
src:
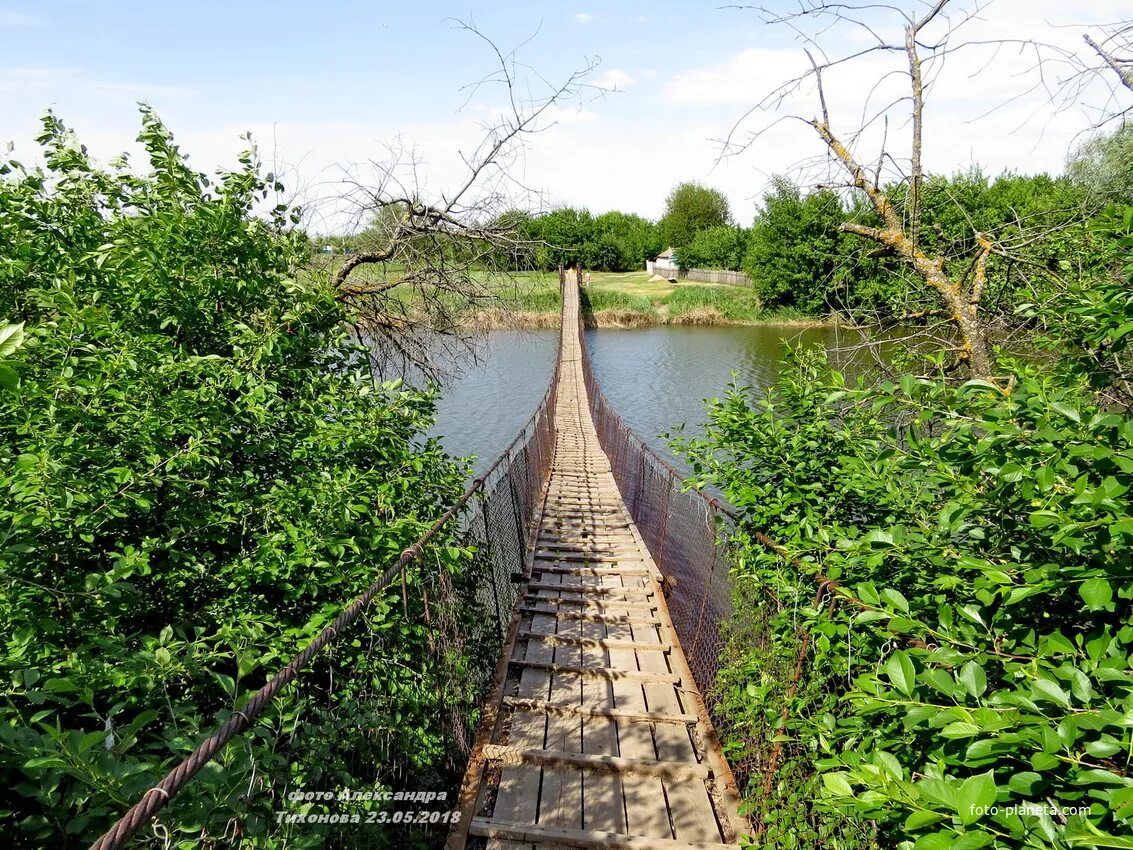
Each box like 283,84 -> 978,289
464,305 -> 835,331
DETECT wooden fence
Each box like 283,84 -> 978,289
646,263 -> 750,286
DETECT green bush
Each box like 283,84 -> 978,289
664,286 -> 764,322
0,111 -> 478,847
676,226 -> 748,271
680,348 -> 1133,849
744,178 -> 852,313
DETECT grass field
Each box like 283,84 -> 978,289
490,270 -> 818,326
303,261 -> 821,327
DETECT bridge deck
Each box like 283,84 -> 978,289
449,281 -> 745,849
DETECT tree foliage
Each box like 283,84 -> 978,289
1068,124 -> 1133,206
675,225 -> 748,272
0,111 -> 480,847
660,181 -> 732,250
743,178 -> 850,312
677,209 -> 1133,850
517,207 -> 662,271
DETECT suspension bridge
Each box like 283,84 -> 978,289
91,271 -> 748,850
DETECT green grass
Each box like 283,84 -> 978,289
483,272 -> 827,325
305,263 -> 826,326
663,285 -> 764,322
583,288 -> 655,313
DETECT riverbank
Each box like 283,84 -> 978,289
488,271 -> 830,328
305,263 -> 832,328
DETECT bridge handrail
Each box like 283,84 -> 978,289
89,276 -> 567,850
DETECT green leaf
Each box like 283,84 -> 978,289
1079,578 -> 1113,610
822,771 -> 854,797
1007,772 -> 1042,795
881,587 -> 910,613
957,771 -> 997,825
1033,679 -> 1072,707
941,722 -> 982,738
914,832 -> 958,850
957,662 -> 987,698
212,672 -> 236,698
1051,402 -> 1081,423
886,650 -> 916,696
24,756 -> 69,769
953,831 -> 995,850
0,321 -> 25,357
863,529 -> 895,548
905,810 -> 947,831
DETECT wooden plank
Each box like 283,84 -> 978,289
635,615 -> 723,844
518,605 -> 661,626
520,597 -> 659,613
470,819 -> 737,850
505,697 -> 697,725
507,660 -> 680,684
539,578 -> 583,838
482,746 -> 710,780
604,576 -> 672,841
519,631 -> 673,652
489,589 -> 552,850
578,614 -> 626,835
531,564 -> 655,578
525,582 -> 652,596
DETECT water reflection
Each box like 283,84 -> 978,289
584,324 -> 860,467
424,324 -> 863,477
425,330 -> 558,475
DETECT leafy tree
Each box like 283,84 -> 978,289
0,322 -> 26,391
520,207 -> 663,272
1068,124 -> 1133,205
676,225 -> 748,271
660,182 -> 731,249
0,111 -> 482,847
592,210 -> 664,271
528,207 -> 596,269
744,178 -> 850,313
677,202 -> 1133,850
1030,204 -> 1133,411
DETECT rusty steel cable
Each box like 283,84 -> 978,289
91,265 -> 883,847
573,277 -> 874,807
89,310 -> 564,850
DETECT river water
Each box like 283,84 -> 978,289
428,324 -> 856,476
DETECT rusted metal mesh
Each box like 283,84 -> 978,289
573,278 -> 748,790
89,322 -> 562,850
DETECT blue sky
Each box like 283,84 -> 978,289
2,2 -> 1127,232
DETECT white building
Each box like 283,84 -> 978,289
646,247 -> 678,276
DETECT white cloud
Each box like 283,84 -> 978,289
664,48 -> 811,107
91,80 -> 197,98
0,67 -> 195,100
4,0 -> 1129,234
593,68 -> 636,90
574,12 -> 593,25
659,0 -> 1131,198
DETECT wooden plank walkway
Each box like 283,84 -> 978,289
448,280 -> 747,850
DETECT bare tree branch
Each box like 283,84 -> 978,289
319,19 -> 599,378
1085,32 -> 1133,93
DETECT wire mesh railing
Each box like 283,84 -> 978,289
572,272 -> 750,791
574,269 -> 878,840
89,286 -> 563,850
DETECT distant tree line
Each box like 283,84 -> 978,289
501,126 -> 1133,321
327,124 -> 1133,322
